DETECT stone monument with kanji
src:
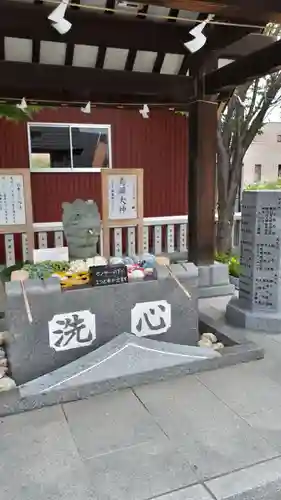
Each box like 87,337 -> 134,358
226,189 -> 281,332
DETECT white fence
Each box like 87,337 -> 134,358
3,213 -> 242,267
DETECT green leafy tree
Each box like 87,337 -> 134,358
217,23 -> 281,253
0,104 -> 41,121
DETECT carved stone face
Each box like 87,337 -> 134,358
62,199 -> 101,260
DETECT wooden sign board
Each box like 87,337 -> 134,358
0,169 -> 34,261
101,168 -> 144,257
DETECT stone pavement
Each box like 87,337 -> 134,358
2,296 -> 281,499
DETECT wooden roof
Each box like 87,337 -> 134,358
0,0 -> 280,108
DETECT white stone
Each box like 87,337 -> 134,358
202,332 -> 217,344
213,342 -> 225,351
144,268 -> 154,275
198,338 -> 213,348
0,331 -> 9,345
0,366 -> 8,378
130,269 -> 145,280
90,256 -> 108,266
0,376 -> 16,392
11,269 -> 29,281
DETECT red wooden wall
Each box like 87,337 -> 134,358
0,107 -> 188,223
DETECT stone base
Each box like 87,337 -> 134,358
0,328 -> 263,417
226,296 -> 281,332
197,262 -> 234,298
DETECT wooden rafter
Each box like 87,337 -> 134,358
134,0 -> 281,23
0,61 -> 195,105
205,38 -> 281,93
0,0 -> 261,58
0,0 -> 191,54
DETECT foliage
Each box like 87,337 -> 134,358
245,180 -> 281,190
0,104 -> 42,121
22,261 -> 70,279
215,252 -> 240,277
217,23 -> 281,254
0,260 -> 70,282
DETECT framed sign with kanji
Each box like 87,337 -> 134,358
0,169 -> 34,260
101,168 -> 144,257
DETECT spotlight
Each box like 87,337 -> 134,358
184,14 -> 214,54
139,104 -> 149,119
81,101 -> 91,114
16,97 -> 27,111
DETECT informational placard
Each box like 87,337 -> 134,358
108,174 -> 137,220
90,264 -> 128,287
0,174 -> 26,225
0,169 -> 34,260
101,168 -> 144,257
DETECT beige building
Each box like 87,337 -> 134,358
242,122 -> 281,187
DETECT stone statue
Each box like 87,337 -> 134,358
62,199 -> 101,260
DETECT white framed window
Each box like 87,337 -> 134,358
254,164 -> 262,183
27,122 -> 112,173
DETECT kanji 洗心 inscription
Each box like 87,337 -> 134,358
131,300 -> 171,337
48,310 -> 96,351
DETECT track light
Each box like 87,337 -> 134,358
16,97 -> 27,111
139,104 -> 149,119
184,14 -> 214,53
81,101 -> 91,114
48,0 -> 72,35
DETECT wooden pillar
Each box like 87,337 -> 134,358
188,99 -> 217,265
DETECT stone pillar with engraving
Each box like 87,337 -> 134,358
226,189 -> 281,332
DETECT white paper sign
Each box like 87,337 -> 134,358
131,300 -> 171,337
108,174 -> 137,220
33,247 -> 69,264
48,310 -> 96,351
0,175 -> 26,225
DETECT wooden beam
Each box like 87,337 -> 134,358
188,99 -> 217,265
0,0 -> 263,58
134,0 -> 281,22
205,39 -> 281,94
186,22 -> 257,73
0,0 -> 190,54
0,61 -> 195,105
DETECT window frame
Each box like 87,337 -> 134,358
277,134 -> 281,143
27,122 -> 113,173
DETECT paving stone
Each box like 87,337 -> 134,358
245,405 -> 281,453
63,389 -> 165,459
0,405 -> 95,500
206,457 -> 281,499
134,376 -> 278,480
197,361 -> 281,417
153,483 -> 213,499
84,440 -> 198,500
